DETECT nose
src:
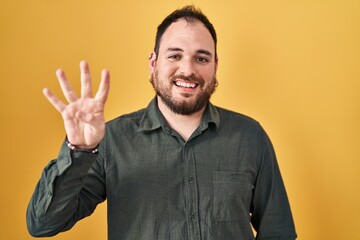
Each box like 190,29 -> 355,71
178,58 -> 196,76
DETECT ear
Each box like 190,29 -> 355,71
148,52 -> 157,74
214,56 -> 219,72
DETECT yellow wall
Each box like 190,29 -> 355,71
1,0 -> 359,239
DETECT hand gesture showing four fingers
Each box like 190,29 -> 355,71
43,61 -> 110,149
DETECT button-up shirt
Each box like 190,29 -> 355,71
27,98 -> 297,239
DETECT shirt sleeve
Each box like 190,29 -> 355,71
251,128 -> 297,240
26,140 -> 106,237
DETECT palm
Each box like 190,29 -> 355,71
43,61 -> 110,149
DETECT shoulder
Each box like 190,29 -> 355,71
213,106 -> 272,145
214,106 -> 273,153
215,106 -> 262,130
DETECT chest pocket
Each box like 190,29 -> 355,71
213,171 -> 254,221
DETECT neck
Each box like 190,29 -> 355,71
157,97 -> 205,141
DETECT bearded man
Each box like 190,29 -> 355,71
27,5 -> 297,240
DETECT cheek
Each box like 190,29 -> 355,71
155,67 -> 173,80
156,61 -> 178,75
201,69 -> 216,82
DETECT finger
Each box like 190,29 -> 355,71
56,68 -> 78,103
80,60 -> 92,98
43,88 -> 66,113
95,69 -> 110,103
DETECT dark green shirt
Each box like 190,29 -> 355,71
27,98 -> 297,240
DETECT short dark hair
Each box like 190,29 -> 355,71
154,5 -> 217,58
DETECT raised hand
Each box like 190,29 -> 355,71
43,61 -> 110,149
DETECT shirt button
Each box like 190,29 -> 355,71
187,176 -> 193,183
231,173 -> 239,179
190,212 -> 195,220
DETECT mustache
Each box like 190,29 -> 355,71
170,74 -> 205,86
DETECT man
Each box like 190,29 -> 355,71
27,5 -> 297,240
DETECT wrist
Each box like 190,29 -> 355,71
65,139 -> 99,154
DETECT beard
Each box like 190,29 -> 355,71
151,70 -> 217,115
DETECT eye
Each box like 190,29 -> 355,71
168,54 -> 181,60
196,57 -> 210,63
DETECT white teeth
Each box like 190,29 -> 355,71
175,81 -> 197,88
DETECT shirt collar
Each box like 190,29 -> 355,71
200,100 -> 220,131
138,97 -> 220,133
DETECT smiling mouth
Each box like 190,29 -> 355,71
174,80 -> 199,89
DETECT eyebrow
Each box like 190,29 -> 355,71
166,47 -> 213,57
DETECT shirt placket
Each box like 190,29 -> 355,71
182,144 -> 201,240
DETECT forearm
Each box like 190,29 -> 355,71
26,141 -> 104,237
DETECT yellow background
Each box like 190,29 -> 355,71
1,0 -> 359,239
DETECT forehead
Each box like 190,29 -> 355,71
159,18 -> 215,54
